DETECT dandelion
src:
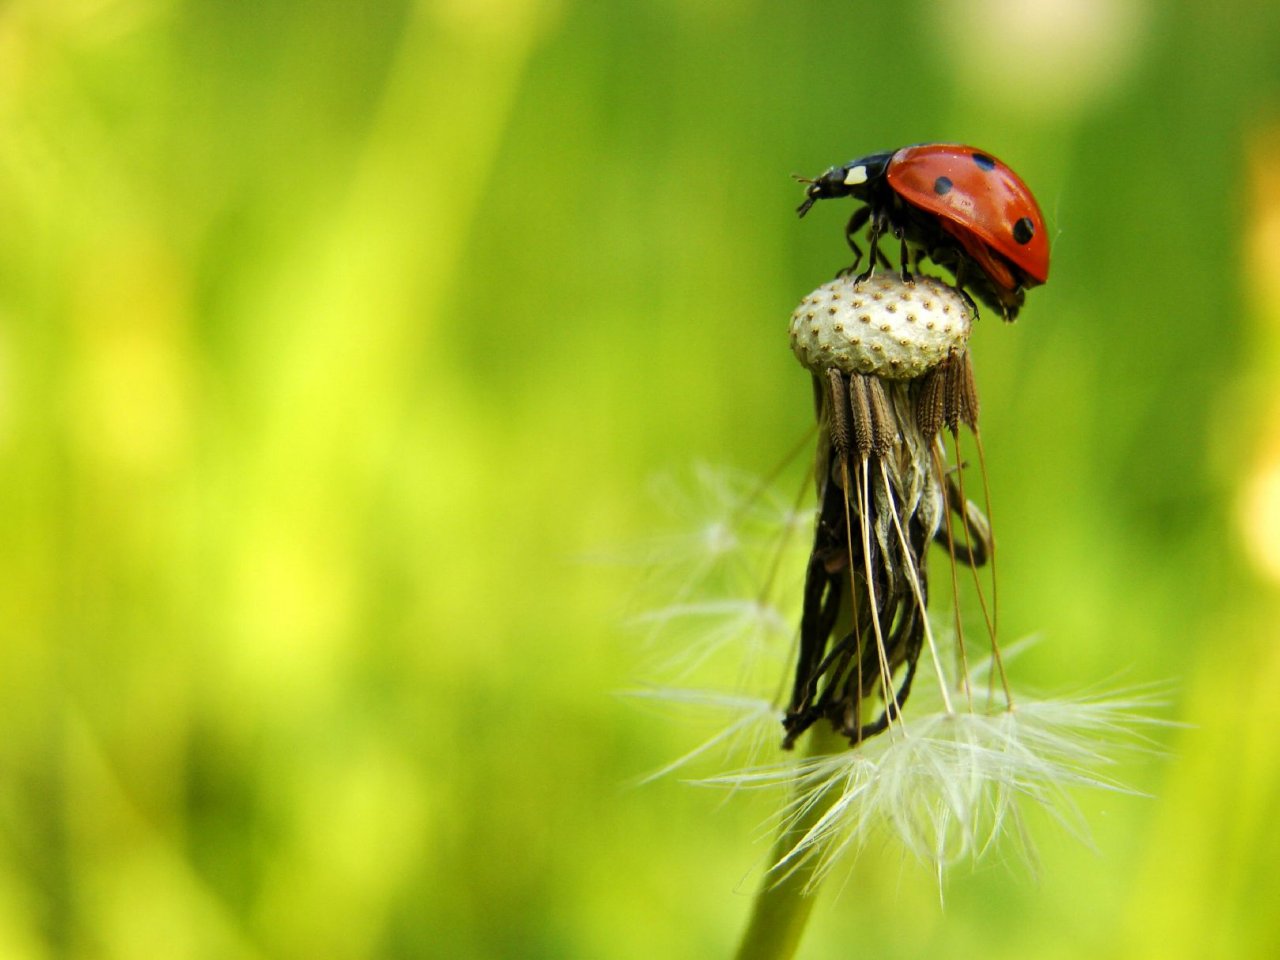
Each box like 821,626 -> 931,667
782,271 -> 995,750
625,266 -> 1165,960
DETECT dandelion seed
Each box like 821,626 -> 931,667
621,688 -> 780,785
703,678 -> 1168,883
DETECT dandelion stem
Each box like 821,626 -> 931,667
732,722 -> 846,960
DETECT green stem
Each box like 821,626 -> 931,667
732,723 -> 848,960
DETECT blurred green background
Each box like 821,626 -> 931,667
2,0 -> 1280,957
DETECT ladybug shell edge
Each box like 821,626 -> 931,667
886,144 -> 1050,286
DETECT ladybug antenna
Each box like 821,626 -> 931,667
794,175 -> 822,217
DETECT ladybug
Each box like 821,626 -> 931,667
797,144 -> 1049,321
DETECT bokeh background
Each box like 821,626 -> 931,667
2,0 -> 1280,957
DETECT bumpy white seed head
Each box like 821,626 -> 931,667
789,273 -> 974,380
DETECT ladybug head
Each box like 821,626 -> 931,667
796,167 -> 855,217
795,152 -> 893,217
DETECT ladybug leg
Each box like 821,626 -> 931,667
856,212 -> 887,284
839,206 -> 871,277
897,231 -> 913,283
950,258 -> 981,319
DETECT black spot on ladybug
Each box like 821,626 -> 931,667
972,153 -> 996,171
933,176 -> 953,195
1013,216 -> 1035,244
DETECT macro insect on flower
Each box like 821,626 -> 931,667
797,143 -> 1050,321
628,150 -> 1161,960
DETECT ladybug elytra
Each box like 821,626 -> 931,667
798,144 -> 1049,321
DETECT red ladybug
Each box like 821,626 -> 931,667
797,144 -> 1049,321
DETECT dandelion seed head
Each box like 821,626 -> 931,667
790,273 -> 972,380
